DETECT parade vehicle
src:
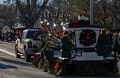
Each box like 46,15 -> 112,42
66,20 -> 119,75
15,28 -> 47,62
32,19 -> 119,76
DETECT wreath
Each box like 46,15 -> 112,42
79,29 -> 96,46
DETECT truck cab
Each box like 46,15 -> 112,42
15,29 -> 46,62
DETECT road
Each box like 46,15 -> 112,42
0,41 -> 57,78
0,41 -> 120,78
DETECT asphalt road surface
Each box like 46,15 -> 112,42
0,41 -> 120,78
0,41 -> 56,78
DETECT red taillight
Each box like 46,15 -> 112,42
28,41 -> 32,48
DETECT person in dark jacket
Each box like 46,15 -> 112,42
108,31 -> 113,54
96,29 -> 112,57
61,31 -> 73,58
113,32 -> 120,56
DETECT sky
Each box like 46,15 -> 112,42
0,0 -> 3,4
0,0 -> 8,4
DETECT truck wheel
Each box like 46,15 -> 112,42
15,46 -> 21,58
25,55 -> 31,62
110,63 -> 119,74
107,60 -> 119,74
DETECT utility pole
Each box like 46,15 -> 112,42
90,0 -> 93,25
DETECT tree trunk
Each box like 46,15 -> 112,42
16,0 -> 49,28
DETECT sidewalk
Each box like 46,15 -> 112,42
0,41 -> 15,44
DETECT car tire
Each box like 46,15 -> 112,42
15,45 -> 21,58
25,55 -> 31,62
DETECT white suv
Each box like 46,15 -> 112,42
15,29 -> 46,62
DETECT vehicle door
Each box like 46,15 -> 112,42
17,33 -> 24,53
21,31 -> 27,53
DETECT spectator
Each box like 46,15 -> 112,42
96,29 -> 112,57
113,32 -> 120,56
0,31 -> 1,40
1,31 -> 4,41
108,31 -> 113,54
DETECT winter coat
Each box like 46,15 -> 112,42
61,35 -> 73,50
96,34 -> 112,52
112,34 -> 120,50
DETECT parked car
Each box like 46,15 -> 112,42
15,28 -> 47,62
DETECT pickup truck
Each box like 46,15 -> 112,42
15,29 -> 46,62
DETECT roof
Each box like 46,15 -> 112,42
2,26 -> 10,29
68,20 -> 100,28
25,28 -> 42,31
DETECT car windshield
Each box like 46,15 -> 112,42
26,30 -> 44,40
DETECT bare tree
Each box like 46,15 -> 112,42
51,0 -> 90,22
94,0 -> 120,29
0,0 -> 17,27
3,0 -> 120,30
16,0 -> 49,28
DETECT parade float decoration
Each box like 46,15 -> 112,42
32,16 -> 119,76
